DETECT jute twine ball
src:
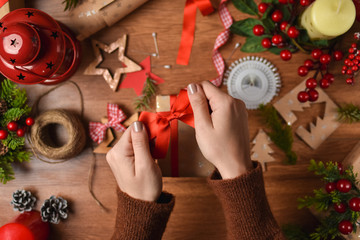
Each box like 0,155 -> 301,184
30,109 -> 86,159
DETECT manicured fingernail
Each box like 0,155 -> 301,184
188,83 -> 197,95
133,121 -> 143,132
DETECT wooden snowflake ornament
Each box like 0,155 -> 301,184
251,129 -> 275,171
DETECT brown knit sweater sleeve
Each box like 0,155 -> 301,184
208,161 -> 286,240
111,188 -> 175,240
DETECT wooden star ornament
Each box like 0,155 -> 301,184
84,35 -> 141,91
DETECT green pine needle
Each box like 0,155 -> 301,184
134,77 -> 157,111
258,104 -> 297,164
62,0 -> 80,11
337,103 -> 360,123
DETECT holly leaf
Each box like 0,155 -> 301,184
232,0 -> 259,16
278,4 -> 291,21
230,18 -> 263,37
262,18 -> 275,31
241,36 -> 268,52
261,4 -> 274,20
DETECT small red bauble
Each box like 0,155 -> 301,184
297,91 -> 309,102
319,54 -> 331,65
298,66 -> 309,76
261,38 -> 272,48
258,3 -> 268,13
325,182 -> 336,193
349,197 -> 360,212
337,162 -> 344,174
346,78 -> 354,84
0,130 -> 8,140
324,73 -> 335,83
304,59 -> 314,69
334,202 -> 347,213
333,51 -> 343,61
7,121 -> 18,131
272,35 -> 283,45
306,78 -> 317,89
300,0 -> 311,6
280,50 -> 292,61
253,25 -> 265,36
16,128 -> 25,137
319,78 -> 330,89
337,179 -> 352,193
280,21 -> 288,31
25,117 -> 34,126
311,49 -> 323,59
308,89 -> 319,102
338,220 -> 353,235
287,26 -> 299,38
271,10 -> 283,22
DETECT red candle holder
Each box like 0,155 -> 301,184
0,8 -> 81,85
0,210 -> 50,240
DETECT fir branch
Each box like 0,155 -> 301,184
1,108 -> 29,126
0,161 -> 14,184
134,77 -> 157,111
1,79 -> 16,106
258,104 -> 297,164
337,103 -> 360,123
62,0 -> 80,11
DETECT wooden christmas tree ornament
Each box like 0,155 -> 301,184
251,129 -> 275,171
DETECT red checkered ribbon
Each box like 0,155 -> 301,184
210,0 -> 233,87
89,104 -> 127,144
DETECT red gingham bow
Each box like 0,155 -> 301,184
89,104 -> 127,144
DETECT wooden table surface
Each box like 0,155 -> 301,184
1,0 -> 360,239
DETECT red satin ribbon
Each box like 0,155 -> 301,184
139,90 -> 194,177
176,0 -> 214,65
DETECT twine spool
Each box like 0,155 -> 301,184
30,109 -> 86,159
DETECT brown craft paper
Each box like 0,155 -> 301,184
0,0 -> 24,19
67,0 -> 149,40
251,129 -> 275,172
84,35 -> 141,92
273,80 -> 340,149
155,95 -> 215,177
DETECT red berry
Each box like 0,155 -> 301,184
337,179 -> 352,193
349,197 -> 360,212
324,73 -> 335,83
304,59 -> 314,69
333,51 -> 343,61
352,43 -> 357,48
280,21 -> 288,31
347,69 -> 353,75
297,91 -> 309,102
278,0 -> 288,3
311,49 -> 323,59
346,78 -> 354,84
258,3 -> 268,13
25,117 -> 34,126
354,59 -> 359,65
357,55 -> 360,60
300,0 -> 311,6
349,48 -> 355,54
325,182 -> 336,193
342,69 -> 346,74
338,220 -> 353,235
7,121 -> 18,131
272,35 -> 283,45
306,78 -> 317,89
337,162 -> 344,174
261,38 -> 272,48
0,130 -> 8,140
352,65 -> 359,71
253,25 -> 265,36
334,202 -> 347,213
271,10 -> 283,22
345,58 -> 353,66
287,26 -> 299,38
308,89 -> 319,102
16,128 -> 25,137
349,54 -> 355,59
319,78 -> 330,89
320,54 -> 331,65
280,50 -> 292,61
298,66 -> 309,76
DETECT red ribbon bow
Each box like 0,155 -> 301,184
89,103 -> 127,144
139,90 -> 194,177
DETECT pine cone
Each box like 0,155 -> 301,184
0,141 -> 8,156
40,196 -> 68,224
0,99 -> 7,114
11,189 -> 37,213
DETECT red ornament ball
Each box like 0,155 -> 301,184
280,21 -> 288,31
253,25 -> 265,36
272,35 -> 283,45
271,10 -> 283,22
334,202 -> 347,213
325,182 -> 337,193
338,220 -> 353,235
25,117 -> 34,126
308,89 -> 319,102
333,51 -> 344,61
300,0 -> 312,6
311,49 -> 323,59
320,54 -> 331,65
306,78 -> 317,89
324,73 -> 335,83
258,3 -> 268,13
298,66 -> 309,76
16,128 -> 25,137
7,121 -> 18,131
337,179 -> 352,193
319,78 -> 330,89
280,50 -> 292,61
297,91 -> 309,103
304,59 -> 314,69
0,130 -> 8,140
287,26 -> 299,38
349,197 -> 360,212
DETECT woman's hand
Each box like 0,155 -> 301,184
106,121 -> 162,202
187,81 -> 253,179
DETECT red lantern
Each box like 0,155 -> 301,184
0,211 -> 50,240
0,8 -> 81,85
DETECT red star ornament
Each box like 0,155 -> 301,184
120,56 -> 164,96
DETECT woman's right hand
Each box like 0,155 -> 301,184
187,81 -> 253,179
